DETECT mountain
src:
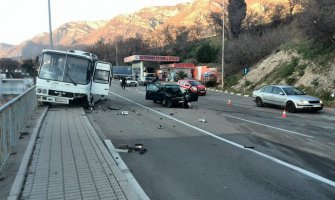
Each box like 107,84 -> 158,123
0,0 -> 288,59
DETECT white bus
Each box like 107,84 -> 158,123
36,49 -> 111,108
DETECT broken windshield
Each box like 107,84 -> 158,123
39,53 -> 90,84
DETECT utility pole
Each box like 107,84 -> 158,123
48,0 -> 54,49
221,0 -> 225,89
115,39 -> 118,66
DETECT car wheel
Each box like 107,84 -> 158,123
163,98 -> 172,108
153,100 -> 157,103
183,101 -> 190,109
255,97 -> 264,107
286,101 -> 296,113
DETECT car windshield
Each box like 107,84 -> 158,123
165,84 -> 181,92
189,81 -> 201,86
283,87 -> 305,95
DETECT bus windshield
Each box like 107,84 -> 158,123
39,53 -> 91,84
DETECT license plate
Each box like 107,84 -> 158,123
55,97 -> 68,103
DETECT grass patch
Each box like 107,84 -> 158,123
297,39 -> 335,69
225,75 -> 239,88
276,58 -> 298,78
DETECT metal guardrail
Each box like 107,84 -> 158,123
0,86 -> 37,170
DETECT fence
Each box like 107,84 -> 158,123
0,86 -> 37,170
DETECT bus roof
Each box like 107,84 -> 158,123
42,49 -> 99,60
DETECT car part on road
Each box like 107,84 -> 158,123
117,111 -> 128,115
198,118 -> 207,123
117,144 -> 147,154
109,107 -> 121,110
243,146 -> 255,149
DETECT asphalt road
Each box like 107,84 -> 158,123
86,80 -> 335,200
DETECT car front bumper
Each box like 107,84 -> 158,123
296,104 -> 323,110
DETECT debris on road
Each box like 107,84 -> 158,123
198,118 -> 207,123
108,107 -> 121,110
117,111 -> 128,115
157,125 -> 163,129
116,144 -> 147,154
243,146 -> 255,149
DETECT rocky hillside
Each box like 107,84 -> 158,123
231,50 -> 335,104
0,0 -> 289,59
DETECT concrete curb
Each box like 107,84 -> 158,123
7,106 -> 49,200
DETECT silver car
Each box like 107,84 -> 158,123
252,85 -> 323,112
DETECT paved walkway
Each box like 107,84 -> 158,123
8,106 -> 146,200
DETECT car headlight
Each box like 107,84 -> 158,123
37,88 -> 42,93
42,89 -> 47,94
297,100 -> 309,104
190,86 -> 197,92
320,100 -> 323,104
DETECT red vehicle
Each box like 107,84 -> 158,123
178,79 -> 206,95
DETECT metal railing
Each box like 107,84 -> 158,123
0,86 -> 37,170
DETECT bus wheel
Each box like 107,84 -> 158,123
80,97 -> 90,109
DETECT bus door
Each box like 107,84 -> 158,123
91,61 -> 111,96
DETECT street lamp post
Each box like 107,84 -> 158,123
48,0 -> 54,49
221,0 -> 225,90
115,39 -> 118,66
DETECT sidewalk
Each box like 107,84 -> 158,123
6,106 -> 148,200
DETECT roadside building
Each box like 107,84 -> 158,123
159,63 -> 195,82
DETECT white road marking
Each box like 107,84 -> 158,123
109,91 -> 335,187
221,113 -> 314,138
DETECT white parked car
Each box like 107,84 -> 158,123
252,85 -> 323,112
120,77 -> 137,87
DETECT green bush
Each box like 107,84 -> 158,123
244,80 -> 252,87
311,78 -> 319,87
225,75 -> 239,87
286,77 -> 297,85
277,58 -> 299,78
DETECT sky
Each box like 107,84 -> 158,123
0,0 -> 193,45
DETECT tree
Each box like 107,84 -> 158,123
271,4 -> 285,27
195,42 -> 218,63
228,0 -> 247,38
21,59 -> 38,77
175,71 -> 188,81
299,0 -> 335,44
0,58 -> 20,72
205,10 -> 229,39
173,27 -> 190,55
